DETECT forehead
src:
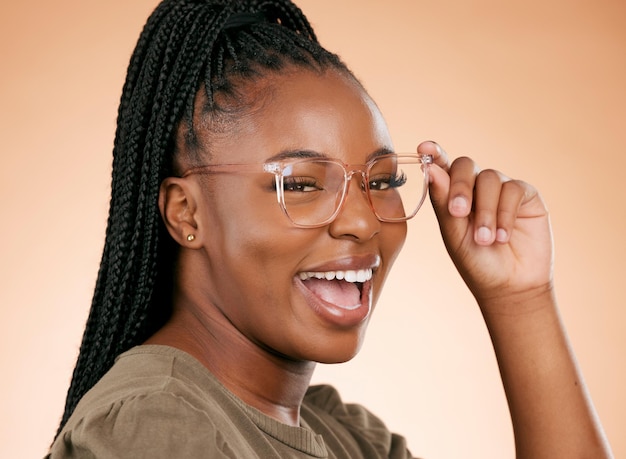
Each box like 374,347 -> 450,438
204,68 -> 393,163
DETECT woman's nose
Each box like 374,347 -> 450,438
328,173 -> 380,241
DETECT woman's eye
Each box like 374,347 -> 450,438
369,172 -> 407,191
283,177 -> 321,192
369,178 -> 390,190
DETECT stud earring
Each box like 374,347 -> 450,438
186,234 -> 196,242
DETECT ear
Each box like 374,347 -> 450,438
158,177 -> 201,247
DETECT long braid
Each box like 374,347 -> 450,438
56,0 -> 352,437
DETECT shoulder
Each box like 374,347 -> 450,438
51,391 -> 234,458
303,384 -> 390,432
66,345 -> 228,419
49,346 -> 249,458
303,384 -> 415,458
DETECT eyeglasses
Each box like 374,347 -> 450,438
182,153 -> 433,228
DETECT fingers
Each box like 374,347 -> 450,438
423,142 -> 537,246
492,179 -> 532,243
473,169 -> 506,244
447,157 -> 478,218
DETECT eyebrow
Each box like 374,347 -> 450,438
366,147 -> 395,162
266,149 -> 326,162
266,147 -> 395,163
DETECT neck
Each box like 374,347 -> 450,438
146,302 -> 316,427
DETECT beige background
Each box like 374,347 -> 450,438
1,1 -> 624,458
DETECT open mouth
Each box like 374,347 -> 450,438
297,269 -> 372,309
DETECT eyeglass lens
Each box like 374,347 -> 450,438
279,156 -> 428,226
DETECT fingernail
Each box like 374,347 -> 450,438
476,226 -> 492,243
496,228 -> 508,242
450,196 -> 468,215
430,141 -> 442,155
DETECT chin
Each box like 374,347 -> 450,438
315,353 -> 358,365
307,332 -> 366,365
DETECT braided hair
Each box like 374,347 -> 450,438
57,0 -> 352,436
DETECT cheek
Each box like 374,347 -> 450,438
383,221 -> 407,259
200,194 -> 324,345
201,184 -> 307,289
202,177 -> 283,245
376,222 -> 408,286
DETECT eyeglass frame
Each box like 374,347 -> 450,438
180,153 -> 433,228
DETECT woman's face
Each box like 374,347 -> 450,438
187,68 -> 407,364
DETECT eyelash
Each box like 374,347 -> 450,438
272,171 -> 408,193
368,171 -> 407,190
282,176 -> 322,192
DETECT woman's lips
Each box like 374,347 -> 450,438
297,268 -> 373,308
294,255 -> 379,327
294,272 -> 373,327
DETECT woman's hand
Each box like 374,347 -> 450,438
419,141 -> 613,458
419,141 -> 553,308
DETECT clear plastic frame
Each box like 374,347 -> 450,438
182,153 -> 433,228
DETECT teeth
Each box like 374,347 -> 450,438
298,268 -> 373,283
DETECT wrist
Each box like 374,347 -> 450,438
476,282 -> 556,318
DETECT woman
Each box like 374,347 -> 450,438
48,0 -> 612,457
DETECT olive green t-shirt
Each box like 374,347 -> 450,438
49,345 -> 414,458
